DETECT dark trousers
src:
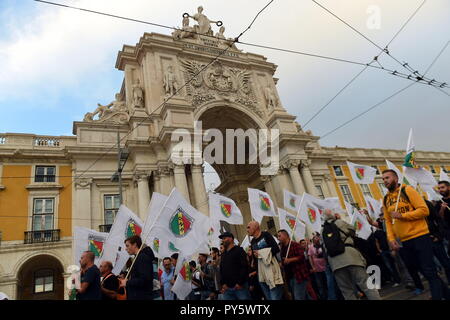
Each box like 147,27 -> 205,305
381,251 -> 402,284
432,240 -> 450,285
401,234 -> 448,300
312,272 -> 328,300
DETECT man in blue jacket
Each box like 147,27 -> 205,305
120,235 -> 155,300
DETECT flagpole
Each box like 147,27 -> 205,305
285,193 -> 305,258
124,189 -> 174,280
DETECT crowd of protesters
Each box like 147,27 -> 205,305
73,172 -> 450,300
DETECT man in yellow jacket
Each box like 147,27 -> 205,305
382,169 -> 448,300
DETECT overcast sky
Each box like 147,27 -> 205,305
1,0 -> 449,188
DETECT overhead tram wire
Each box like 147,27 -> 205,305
31,0 -> 275,190
311,0 -> 448,89
302,0 -> 429,128
33,0 -> 447,88
319,39 -> 450,140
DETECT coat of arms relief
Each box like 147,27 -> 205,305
180,59 -> 263,117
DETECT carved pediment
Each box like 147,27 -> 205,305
180,59 -> 262,117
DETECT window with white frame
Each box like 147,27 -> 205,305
361,184 -> 372,197
35,166 -> 56,183
379,183 -> 387,196
104,194 -> 120,225
315,185 -> 325,199
34,269 -> 54,293
32,198 -> 54,231
429,165 -> 436,174
339,185 -> 354,204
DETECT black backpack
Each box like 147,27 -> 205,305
322,220 -> 349,257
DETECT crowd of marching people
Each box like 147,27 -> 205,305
72,172 -> 450,301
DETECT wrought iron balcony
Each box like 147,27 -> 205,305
24,229 -> 60,244
99,224 -> 112,233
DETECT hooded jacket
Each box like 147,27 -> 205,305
126,246 -> 155,300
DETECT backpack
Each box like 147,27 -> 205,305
322,220 -> 349,257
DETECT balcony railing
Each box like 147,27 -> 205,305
99,224 -> 112,233
24,229 -> 60,244
33,137 -> 60,147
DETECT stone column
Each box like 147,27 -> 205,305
285,160 -> 305,195
74,178 -> 92,229
158,165 -> 172,195
191,164 -> 209,215
135,172 -> 150,220
172,164 -> 190,202
153,171 -> 161,194
324,174 -> 338,197
300,160 -> 318,196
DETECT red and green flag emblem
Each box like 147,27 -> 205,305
307,207 -> 316,223
220,202 -> 232,218
354,220 -> 363,231
125,219 -> 142,238
355,167 -> 365,180
179,262 -> 192,281
285,215 -> 296,230
259,195 -> 271,211
289,197 -> 296,208
169,207 -> 193,237
88,235 -> 104,257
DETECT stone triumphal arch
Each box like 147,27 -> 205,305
72,7 -> 338,238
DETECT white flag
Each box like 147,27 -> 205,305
206,217 -> 222,249
146,188 -> 209,258
298,194 -> 322,234
171,255 -> 194,300
440,168 -> 450,182
99,205 -> 143,272
345,201 -> 359,221
364,195 -> 382,220
283,189 -> 302,212
141,192 -> 168,244
209,192 -> 243,225
422,184 -> 443,201
386,159 -> 417,188
248,188 -> 277,223
350,211 -> 372,240
278,208 -> 306,241
346,161 -> 377,184
402,129 -> 437,187
73,227 -> 108,266
240,235 -> 251,252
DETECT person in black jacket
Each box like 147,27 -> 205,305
426,199 -> 450,284
120,235 -> 155,300
219,232 -> 251,300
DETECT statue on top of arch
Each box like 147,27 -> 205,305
173,6 -> 230,41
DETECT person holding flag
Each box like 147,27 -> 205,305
247,221 -> 284,300
120,235 -> 155,300
381,169 -> 448,300
277,229 -> 310,300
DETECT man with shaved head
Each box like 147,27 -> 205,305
76,251 -> 101,300
99,261 -> 119,300
247,220 -> 284,300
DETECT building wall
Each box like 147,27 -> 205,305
0,165 -> 29,241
